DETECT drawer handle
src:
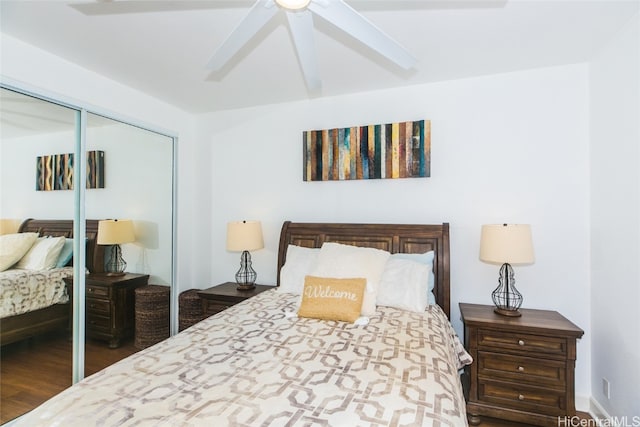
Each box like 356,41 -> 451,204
88,288 -> 93,292
518,340 -> 525,346
518,394 -> 525,401
90,304 -> 96,309
518,366 -> 525,372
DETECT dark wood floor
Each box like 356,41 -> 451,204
1,331 -> 138,424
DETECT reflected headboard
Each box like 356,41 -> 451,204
276,221 -> 451,318
18,219 -> 105,273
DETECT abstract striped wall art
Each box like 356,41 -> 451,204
303,120 -> 430,181
36,150 -> 105,191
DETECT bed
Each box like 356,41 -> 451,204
14,221 -> 472,426
0,219 -> 104,346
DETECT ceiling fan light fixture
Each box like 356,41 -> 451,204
275,0 -> 311,11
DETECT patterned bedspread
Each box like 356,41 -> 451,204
0,267 -> 72,318
16,290 -> 472,427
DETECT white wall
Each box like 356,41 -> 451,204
589,12 -> 640,418
197,64 -> 592,407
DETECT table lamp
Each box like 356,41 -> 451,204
0,219 -> 20,235
479,224 -> 534,317
98,219 -> 135,276
226,220 -> 264,290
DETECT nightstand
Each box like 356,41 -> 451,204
197,282 -> 273,316
64,273 -> 149,348
460,303 -> 584,426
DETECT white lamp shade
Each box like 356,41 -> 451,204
0,219 -> 20,235
226,221 -> 264,252
480,224 -> 534,265
97,219 -> 135,245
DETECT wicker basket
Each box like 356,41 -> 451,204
179,289 -> 207,332
134,285 -> 170,350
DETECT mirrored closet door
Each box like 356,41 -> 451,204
0,87 -> 176,423
0,87 -> 78,423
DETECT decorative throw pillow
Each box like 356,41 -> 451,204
298,276 -> 366,323
391,251 -> 436,304
279,245 -> 319,294
378,258 -> 429,312
0,232 -> 38,272
15,236 -> 66,270
55,238 -> 74,268
310,242 -> 390,316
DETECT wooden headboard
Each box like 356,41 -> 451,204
276,222 -> 451,318
18,219 -> 105,274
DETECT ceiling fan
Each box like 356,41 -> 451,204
207,0 -> 417,91
72,0 -> 418,92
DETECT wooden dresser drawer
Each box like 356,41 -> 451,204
478,378 -> 567,414
86,285 -> 110,298
478,351 -> 566,386
478,329 -> 567,357
87,313 -> 110,332
86,298 -> 111,315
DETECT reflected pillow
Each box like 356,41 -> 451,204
298,276 -> 366,323
0,232 -> 38,272
15,236 -> 66,270
55,238 -> 74,268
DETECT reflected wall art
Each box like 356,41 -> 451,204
303,120 -> 430,182
36,150 -> 104,191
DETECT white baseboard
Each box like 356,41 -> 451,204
589,396 -> 612,420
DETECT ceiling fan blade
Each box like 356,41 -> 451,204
286,10 -> 321,91
206,0 -> 279,71
309,0 -> 417,69
345,0 -> 506,9
69,0 -> 504,15
70,1 -> 255,15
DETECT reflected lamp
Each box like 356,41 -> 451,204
97,219 -> 135,276
0,219 -> 20,235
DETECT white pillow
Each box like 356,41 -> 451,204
15,236 -> 66,270
0,232 -> 38,272
378,258 -> 429,312
279,245 -> 319,294
310,242 -> 390,316
391,251 -> 436,305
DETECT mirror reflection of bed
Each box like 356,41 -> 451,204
0,219 -> 140,423
0,88 -> 176,424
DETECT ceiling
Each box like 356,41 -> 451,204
0,87 -> 118,139
0,0 -> 638,114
